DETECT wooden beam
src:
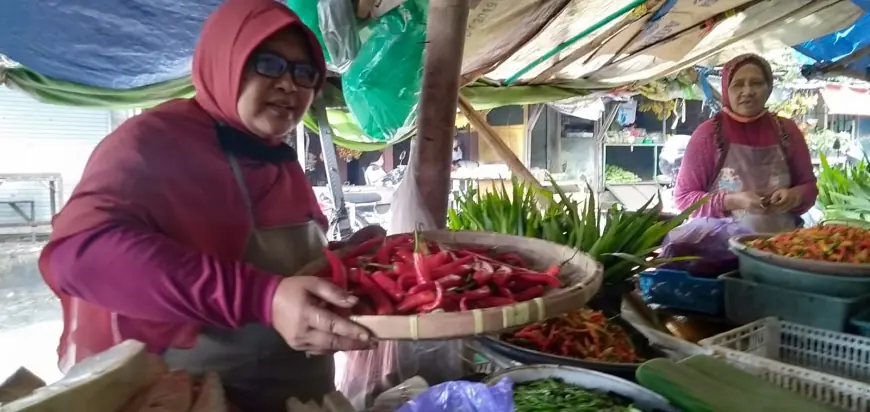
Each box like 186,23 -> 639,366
414,0 -> 470,228
458,95 -> 550,205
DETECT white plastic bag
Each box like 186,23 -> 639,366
336,141 -> 468,409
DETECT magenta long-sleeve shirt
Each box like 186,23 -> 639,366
48,223 -> 282,329
673,115 -> 818,217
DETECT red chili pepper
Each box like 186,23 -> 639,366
514,285 -> 545,301
459,297 -> 473,311
497,286 -> 514,300
397,291 -> 436,313
376,235 -> 410,264
500,253 -> 527,266
435,274 -> 465,289
412,231 -> 432,285
544,264 -> 561,277
472,271 -> 494,286
397,273 -> 417,291
420,282 -> 445,312
515,273 -> 561,288
492,272 -> 512,287
407,282 -> 433,296
395,249 -> 414,264
324,249 -> 347,290
358,272 -> 395,315
343,236 -> 385,261
347,268 -> 361,284
430,255 -> 475,279
458,287 -> 492,302
475,296 -> 516,308
426,251 -> 450,268
371,271 -> 404,302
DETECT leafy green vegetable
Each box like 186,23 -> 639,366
818,154 -> 870,223
513,378 -> 640,412
446,176 -> 708,284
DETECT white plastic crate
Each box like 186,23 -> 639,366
700,317 -> 870,411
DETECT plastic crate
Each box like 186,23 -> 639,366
638,269 -> 724,315
720,271 -> 870,332
735,249 -> 870,298
699,318 -> 870,411
850,308 -> 870,338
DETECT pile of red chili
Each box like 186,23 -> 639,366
746,225 -> 870,264
503,309 -> 641,363
321,232 -> 563,315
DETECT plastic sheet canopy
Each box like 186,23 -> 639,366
0,0 -> 221,89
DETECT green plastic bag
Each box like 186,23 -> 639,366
342,1 -> 427,142
285,0 -> 333,66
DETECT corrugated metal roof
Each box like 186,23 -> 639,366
0,87 -> 111,227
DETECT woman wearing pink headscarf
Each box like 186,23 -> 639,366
674,54 -> 818,232
38,0 -> 381,409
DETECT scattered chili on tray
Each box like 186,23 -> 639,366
746,225 -> 870,264
321,231 -> 564,315
503,309 -> 641,363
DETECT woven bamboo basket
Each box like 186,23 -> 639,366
302,230 -> 603,340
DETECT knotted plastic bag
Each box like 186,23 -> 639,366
660,217 -> 753,277
397,378 -> 514,412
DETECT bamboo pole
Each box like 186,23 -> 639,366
413,0 -> 470,228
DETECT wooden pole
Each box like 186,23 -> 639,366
414,0 -> 469,228
458,95 -> 550,205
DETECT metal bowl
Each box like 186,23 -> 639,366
476,316 -> 665,381
484,364 -> 679,412
729,234 -> 870,277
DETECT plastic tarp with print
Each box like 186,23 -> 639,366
0,0 -> 865,148
793,1 -> 870,78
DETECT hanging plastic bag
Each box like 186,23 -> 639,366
342,1 -> 427,141
397,378 -> 514,412
659,217 -> 753,278
336,142 -> 467,409
317,0 -> 361,73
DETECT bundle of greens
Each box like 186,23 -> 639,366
817,154 -> 870,223
447,177 -> 706,284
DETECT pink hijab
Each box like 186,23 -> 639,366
40,0 -> 326,369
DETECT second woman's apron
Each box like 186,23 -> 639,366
163,153 -> 333,411
708,115 -> 797,233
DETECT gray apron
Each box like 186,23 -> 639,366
709,115 -> 797,233
164,154 -> 333,411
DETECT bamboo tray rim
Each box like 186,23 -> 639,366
729,234 -> 870,277
318,230 -> 604,340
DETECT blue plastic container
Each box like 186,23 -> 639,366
638,269 -> 725,315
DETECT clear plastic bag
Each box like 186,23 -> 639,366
397,377 -> 514,412
316,0 -> 360,73
336,145 -> 469,409
659,217 -> 754,278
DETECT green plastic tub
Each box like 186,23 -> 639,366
733,249 -> 870,298
720,272 -> 870,332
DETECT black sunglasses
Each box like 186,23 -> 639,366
250,52 -> 320,89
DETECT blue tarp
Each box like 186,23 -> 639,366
2,0 -> 870,90
794,1 -> 870,76
0,0 -> 220,89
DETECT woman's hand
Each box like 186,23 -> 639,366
768,187 -> 803,213
270,276 -> 374,355
329,225 -> 387,251
724,191 -> 765,213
